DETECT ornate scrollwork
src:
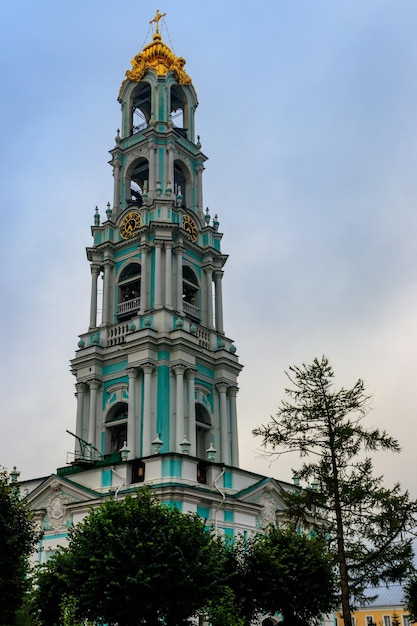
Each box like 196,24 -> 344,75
182,215 -> 198,242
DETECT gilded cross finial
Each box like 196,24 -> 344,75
150,9 -> 166,34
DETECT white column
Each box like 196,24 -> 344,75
205,264 -> 214,329
102,261 -> 113,325
149,144 -> 155,191
214,270 -> 224,334
75,383 -> 86,457
187,369 -> 196,457
127,368 -> 137,459
196,164 -> 203,214
87,380 -> 100,454
89,265 -> 100,329
175,244 -> 184,314
168,147 -> 174,189
139,244 -> 148,314
229,386 -> 239,467
217,382 -> 229,465
173,364 -> 186,451
165,241 -> 173,309
113,161 -> 121,214
142,363 -> 154,457
154,241 -> 162,308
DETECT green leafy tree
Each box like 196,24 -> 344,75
0,468 -> 40,626
391,612 -> 401,626
404,575 -> 417,623
238,526 -> 337,626
33,488 -> 226,626
254,357 -> 417,626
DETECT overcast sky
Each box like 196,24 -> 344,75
1,1 -> 416,497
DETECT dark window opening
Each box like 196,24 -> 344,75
131,83 -> 151,135
131,460 -> 145,483
127,160 -> 149,207
182,265 -> 199,321
170,85 -> 187,138
174,163 -> 186,207
118,263 -> 141,320
197,461 -> 207,485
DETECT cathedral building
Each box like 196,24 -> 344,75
21,12 -> 293,569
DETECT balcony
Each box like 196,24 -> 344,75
117,297 -> 140,316
183,301 -> 199,319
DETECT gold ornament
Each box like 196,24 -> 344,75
183,215 -> 198,243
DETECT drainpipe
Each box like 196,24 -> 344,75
213,467 -> 226,534
111,466 -> 125,501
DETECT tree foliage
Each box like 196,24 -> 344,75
32,489 -> 227,626
228,526 -> 337,626
404,575 -> 417,623
253,357 -> 417,626
0,468 -> 40,626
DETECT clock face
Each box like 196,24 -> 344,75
119,211 -> 142,239
182,215 -> 198,243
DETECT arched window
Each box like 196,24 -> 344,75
170,84 -> 187,138
127,158 -> 149,207
117,263 -> 141,320
196,404 -> 211,460
105,403 -> 128,455
183,265 -> 199,321
131,83 -> 151,135
174,160 -> 190,208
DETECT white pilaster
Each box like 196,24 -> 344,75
217,382 -> 229,465
187,369 -> 196,457
113,161 -> 121,213
173,364 -> 186,451
214,270 -> 224,334
89,265 -> 100,329
139,244 -> 148,314
175,244 -> 184,314
154,241 -> 162,308
165,241 -> 173,309
229,386 -> 239,467
142,363 -> 154,456
127,368 -> 137,459
75,383 -> 86,456
205,264 -> 214,329
87,380 -> 100,453
102,261 -> 113,325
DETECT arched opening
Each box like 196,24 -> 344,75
174,160 -> 190,208
262,618 -> 279,626
105,403 -> 128,455
183,265 -> 199,321
127,158 -> 149,207
196,404 -> 211,460
170,84 -> 187,138
131,82 -> 151,135
117,263 -> 141,320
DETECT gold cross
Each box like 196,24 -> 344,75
149,9 -> 166,34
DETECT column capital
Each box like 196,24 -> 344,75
172,363 -> 187,376
154,240 -> 163,249
174,243 -> 184,255
88,379 -> 101,391
75,382 -> 87,394
90,263 -> 101,274
164,240 -> 173,250
141,362 -> 155,375
204,263 -> 215,274
216,382 -> 228,394
103,259 -> 115,268
228,385 -> 239,397
186,368 -> 197,380
127,367 -> 139,379
214,269 -> 224,280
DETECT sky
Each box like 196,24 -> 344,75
1,0 -> 416,497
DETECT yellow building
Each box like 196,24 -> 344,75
337,588 -> 414,626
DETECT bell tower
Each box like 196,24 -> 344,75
70,14 -> 242,472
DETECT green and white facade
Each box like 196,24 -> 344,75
22,24 -> 295,577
